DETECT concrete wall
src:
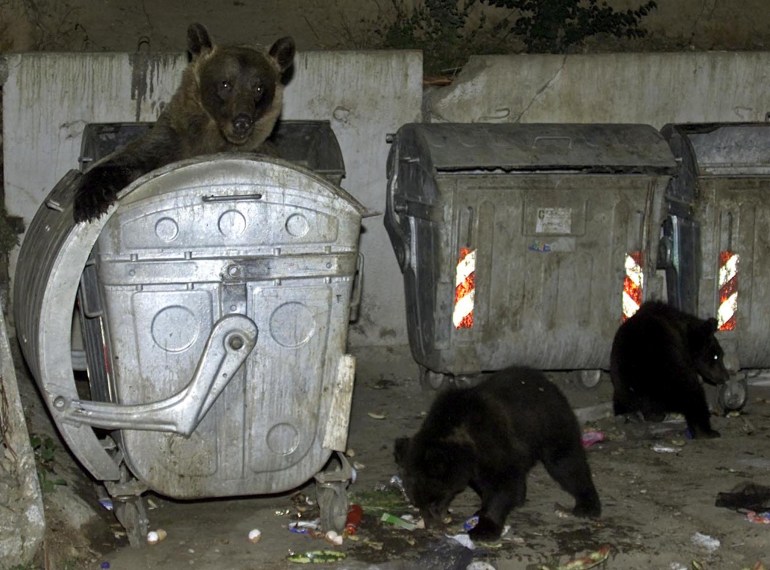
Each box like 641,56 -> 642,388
2,50 -> 423,349
426,51 -> 770,126
4,49 -> 770,360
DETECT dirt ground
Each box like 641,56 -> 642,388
13,338 -> 770,570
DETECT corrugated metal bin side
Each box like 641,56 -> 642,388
386,123 -> 677,376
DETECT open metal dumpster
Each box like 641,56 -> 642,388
660,122 -> 770,408
385,123 -> 677,387
14,122 -> 366,545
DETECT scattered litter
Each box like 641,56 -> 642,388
287,550 -> 347,564
652,443 -> 682,454
351,478 -> 410,514
146,529 -> 167,545
344,504 -> 363,536
467,562 -> 496,570
98,498 -> 114,511
537,544 -> 611,570
745,511 -> 770,524
380,512 -> 417,530
690,532 -> 720,553
248,529 -> 262,543
716,482 -> 770,511
146,497 -> 159,510
463,515 -> 479,532
363,538 -> 383,550
325,530 -> 343,545
367,411 -> 387,420
289,519 -> 322,537
353,461 -> 366,470
100,562 -> 110,569
581,430 -> 605,448
448,533 -> 475,549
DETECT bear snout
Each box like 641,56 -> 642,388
231,113 -> 254,139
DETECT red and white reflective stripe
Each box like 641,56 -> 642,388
453,247 -> 475,329
717,250 -> 739,331
622,251 -> 644,320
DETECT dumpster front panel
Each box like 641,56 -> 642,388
408,173 -> 668,373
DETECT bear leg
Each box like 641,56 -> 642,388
469,475 -> 525,541
684,402 -> 720,438
542,447 -> 601,518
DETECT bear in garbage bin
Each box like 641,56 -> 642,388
394,366 -> 601,541
610,300 -> 730,438
73,23 -> 295,223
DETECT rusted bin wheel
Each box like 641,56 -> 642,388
419,367 -> 450,391
114,496 -> 149,548
718,377 -> 748,412
317,482 -> 349,533
419,367 -> 476,391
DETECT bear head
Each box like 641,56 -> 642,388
689,317 -> 731,386
186,23 -> 295,148
394,435 -> 474,528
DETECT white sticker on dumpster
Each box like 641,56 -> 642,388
535,208 -> 572,234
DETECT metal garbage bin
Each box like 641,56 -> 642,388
660,122 -> 770,409
14,123 -> 366,544
385,123 -> 677,386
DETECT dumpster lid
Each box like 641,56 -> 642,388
397,123 -> 677,174
663,122 -> 770,173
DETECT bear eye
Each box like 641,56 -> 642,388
221,80 -> 232,91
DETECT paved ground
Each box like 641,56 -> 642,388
14,343 -> 770,570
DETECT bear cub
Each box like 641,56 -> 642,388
394,366 -> 601,541
73,23 -> 295,223
610,300 -> 730,438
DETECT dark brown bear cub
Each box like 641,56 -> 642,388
610,301 -> 730,438
394,367 -> 601,541
73,23 -> 295,223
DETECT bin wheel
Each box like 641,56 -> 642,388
114,496 -> 149,548
419,367 -> 476,391
316,482 -> 349,533
718,377 -> 748,412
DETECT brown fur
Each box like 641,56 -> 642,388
73,23 -> 295,223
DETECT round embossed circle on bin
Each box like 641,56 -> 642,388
151,306 -> 200,352
266,422 -> 300,455
285,213 -> 309,238
218,210 -> 247,238
155,217 -> 179,242
270,302 -> 315,347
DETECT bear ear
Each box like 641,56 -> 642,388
704,317 -> 719,333
187,23 -> 214,60
394,437 -> 411,466
269,36 -> 296,73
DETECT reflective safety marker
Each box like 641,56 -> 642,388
717,250 -> 739,331
622,251 -> 644,321
453,247 -> 475,329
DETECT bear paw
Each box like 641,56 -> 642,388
573,499 -> 602,518
73,165 -> 131,223
468,516 -> 503,541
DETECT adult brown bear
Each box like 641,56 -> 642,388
73,23 -> 295,223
